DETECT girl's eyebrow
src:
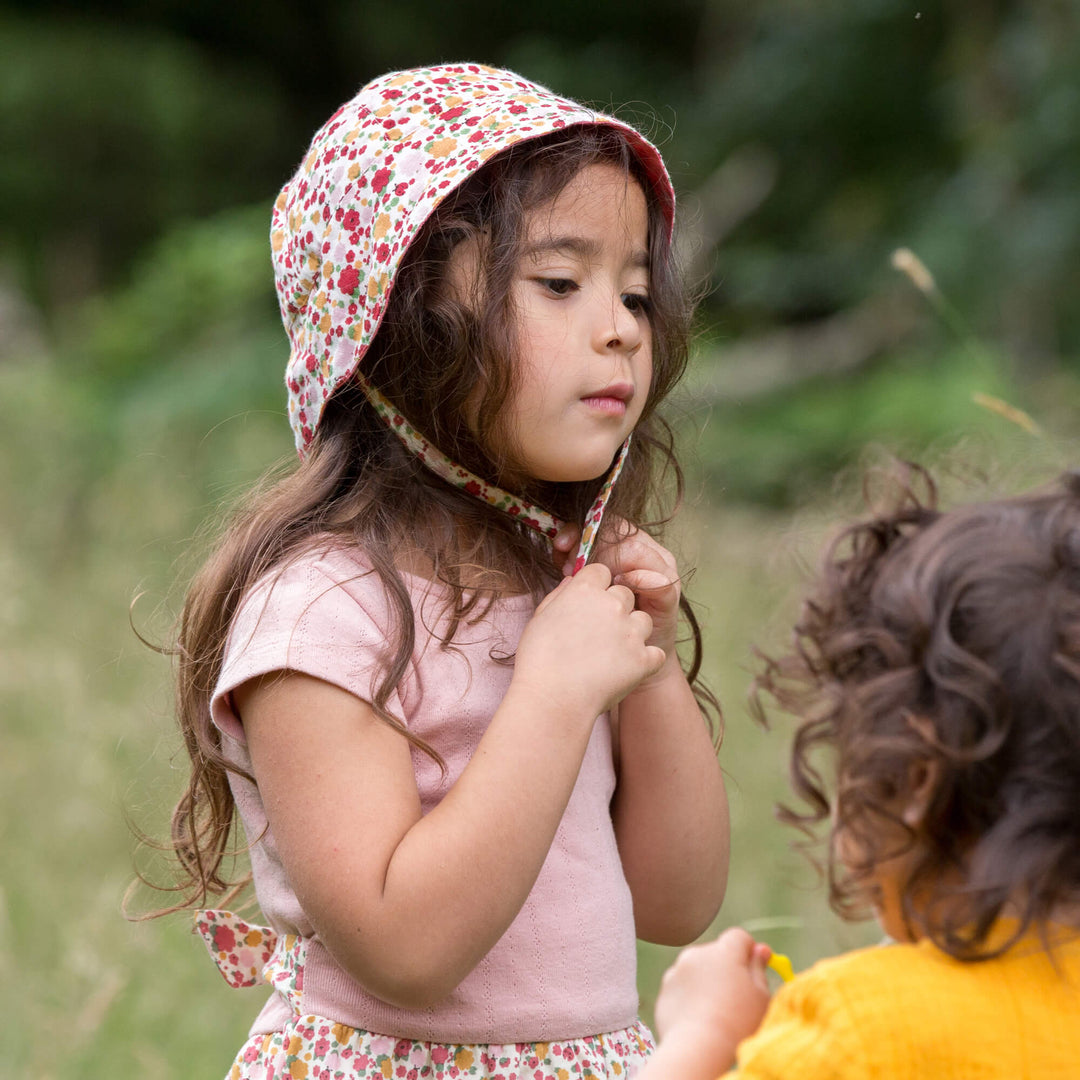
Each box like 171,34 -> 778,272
523,236 -> 649,268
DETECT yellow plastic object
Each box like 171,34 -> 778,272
767,952 -> 795,983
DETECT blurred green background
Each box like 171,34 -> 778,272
3,1 -> 1079,1075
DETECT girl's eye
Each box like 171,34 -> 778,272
622,292 -> 651,316
536,277 -> 578,296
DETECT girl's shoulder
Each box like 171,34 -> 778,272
274,535 -> 377,583
236,536 -> 535,640
770,939 -> 933,1018
245,536 -> 381,605
774,926 -> 1080,1026
230,537 -> 391,650
213,538 -> 421,736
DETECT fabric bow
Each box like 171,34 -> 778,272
194,909 -> 305,1011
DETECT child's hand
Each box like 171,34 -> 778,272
653,928 -> 773,1075
515,562 -> 667,720
554,520 -> 681,659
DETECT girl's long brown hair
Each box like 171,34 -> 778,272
136,125 -> 719,916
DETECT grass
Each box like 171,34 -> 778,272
3,353 -> 1078,1077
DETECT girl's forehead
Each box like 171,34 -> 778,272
522,165 -> 650,249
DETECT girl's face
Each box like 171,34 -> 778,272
497,162 -> 654,483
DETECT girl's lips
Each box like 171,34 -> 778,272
580,394 -> 629,416
581,383 -> 633,416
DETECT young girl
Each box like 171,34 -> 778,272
640,465 -> 1080,1079
152,64 -> 729,1079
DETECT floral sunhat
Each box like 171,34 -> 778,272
271,62 -> 674,569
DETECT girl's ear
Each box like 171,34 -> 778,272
900,755 -> 939,829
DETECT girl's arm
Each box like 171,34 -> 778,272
640,929 -> 773,1080
235,563 -> 664,1010
559,524 -> 729,944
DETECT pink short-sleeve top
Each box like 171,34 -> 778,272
211,542 -> 638,1044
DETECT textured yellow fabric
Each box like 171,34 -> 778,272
729,929 -> 1080,1079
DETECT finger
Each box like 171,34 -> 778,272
716,927 -> 757,964
574,561 -> 613,589
643,644 -> 667,676
553,523 -> 581,553
629,608 -> 655,639
592,524 -> 643,564
614,567 -> 680,599
750,944 -> 773,993
552,523 -> 581,577
597,532 -> 676,581
587,515 -> 632,554
609,583 -> 638,613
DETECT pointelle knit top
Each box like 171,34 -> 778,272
210,541 -> 639,1043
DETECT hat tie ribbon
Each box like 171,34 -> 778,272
357,376 -> 629,575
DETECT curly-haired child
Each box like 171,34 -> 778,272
641,465 -> 1080,1079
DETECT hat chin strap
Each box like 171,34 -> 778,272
357,375 -> 629,575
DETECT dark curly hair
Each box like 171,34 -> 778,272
754,463 -> 1080,959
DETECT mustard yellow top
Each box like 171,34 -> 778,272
729,928 -> 1080,1079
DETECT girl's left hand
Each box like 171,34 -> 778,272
556,520 -> 729,948
554,520 -> 681,658
642,929 -> 773,1080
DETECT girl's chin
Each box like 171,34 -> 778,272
527,449 -> 626,485
537,468 -> 616,485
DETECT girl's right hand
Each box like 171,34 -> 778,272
514,562 -> 666,720
650,928 -> 773,1078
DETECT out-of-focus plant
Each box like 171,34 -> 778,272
4,0 -> 1079,516
0,13 -> 289,312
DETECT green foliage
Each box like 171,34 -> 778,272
683,2 -> 1080,362
0,12 -> 289,309
1,205 -> 289,574
689,344 -> 1037,505
6,2 -> 1080,360
75,204 -> 278,387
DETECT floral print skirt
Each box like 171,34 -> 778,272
196,911 -> 655,1080
224,1019 -> 655,1080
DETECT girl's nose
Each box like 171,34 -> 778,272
594,293 -> 643,354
